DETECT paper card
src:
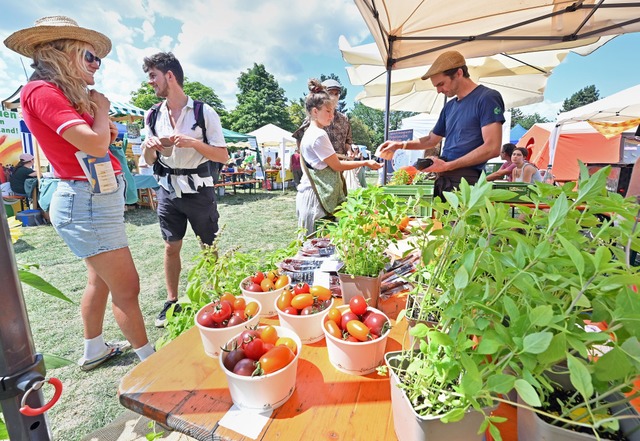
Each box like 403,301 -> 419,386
218,405 -> 272,439
319,259 -> 343,273
313,269 -> 332,288
374,144 -> 394,160
75,151 -> 117,193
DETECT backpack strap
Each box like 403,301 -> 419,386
145,102 -> 163,138
191,100 -> 208,144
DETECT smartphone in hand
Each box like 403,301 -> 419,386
415,158 -> 434,170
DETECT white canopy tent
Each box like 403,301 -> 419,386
248,124 -> 296,193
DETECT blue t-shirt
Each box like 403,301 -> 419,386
432,85 -> 505,170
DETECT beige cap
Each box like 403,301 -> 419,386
421,51 -> 466,80
4,16 -> 111,59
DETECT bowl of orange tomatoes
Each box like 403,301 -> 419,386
240,270 -> 291,317
194,293 -> 261,358
322,295 -> 391,375
220,325 -> 301,410
275,283 -> 334,344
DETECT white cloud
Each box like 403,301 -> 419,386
518,99 -> 563,121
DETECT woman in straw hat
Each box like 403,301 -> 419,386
4,16 -> 154,369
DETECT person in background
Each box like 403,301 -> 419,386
486,143 -> 517,181
290,146 -> 303,190
0,162 -> 6,184
5,15 -> 153,369
9,153 -> 37,196
274,156 -> 282,169
296,79 -> 382,236
141,52 -> 229,327
377,51 -> 505,200
511,147 -> 543,183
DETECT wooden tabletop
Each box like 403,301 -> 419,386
118,309 -> 517,441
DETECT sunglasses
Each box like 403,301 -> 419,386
84,50 -> 101,67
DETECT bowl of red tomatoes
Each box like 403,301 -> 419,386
322,295 -> 391,375
194,293 -> 261,358
220,325 -> 302,411
240,270 -> 291,318
275,283 -> 334,344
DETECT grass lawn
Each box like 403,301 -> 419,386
10,186 -> 299,440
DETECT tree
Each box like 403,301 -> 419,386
348,103 -> 415,147
509,108 -> 550,130
130,78 -> 226,116
287,98 -> 306,131
558,85 -> 600,113
349,116 -> 375,151
228,63 -> 294,133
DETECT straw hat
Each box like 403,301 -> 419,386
421,51 -> 466,80
4,16 -> 111,59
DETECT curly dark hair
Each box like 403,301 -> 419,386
142,52 -> 184,87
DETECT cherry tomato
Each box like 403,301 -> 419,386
363,312 -> 389,336
345,335 -> 360,342
233,297 -> 246,311
198,311 -> 216,328
236,329 -> 260,348
251,271 -> 265,284
347,320 -> 371,342
244,337 -> 267,361
301,306 -> 315,315
245,282 -> 263,293
310,285 -> 332,301
282,306 -> 298,315
260,325 -> 279,345
326,307 -> 342,324
226,314 -> 245,327
260,278 -> 276,292
291,293 -> 314,310
266,270 -> 279,281
275,337 -> 298,355
276,289 -> 293,311
274,275 -> 290,290
259,345 -> 295,374
212,301 -> 232,324
245,302 -> 259,318
222,348 -> 246,372
233,358 -> 257,376
294,282 -> 310,295
341,311 -> 360,330
324,319 -> 342,339
220,292 -> 236,305
349,295 -> 368,316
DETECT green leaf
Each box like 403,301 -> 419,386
441,407 -> 466,423
594,347 -> 633,382
529,305 -> 553,327
18,270 -> 76,304
502,296 -> 520,322
556,234 -> 585,278
428,330 -> 454,347
476,337 -> 501,355
0,415 -> 7,439
486,373 -> 516,394
44,353 -> 75,369
522,332 -> 553,354
454,265 -> 469,290
538,333 -> 567,366
546,192 -> 569,233
488,423 -> 502,441
567,354 -> 594,399
514,379 -> 541,407
409,323 -> 430,339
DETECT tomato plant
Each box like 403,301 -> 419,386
258,346 -> 295,374
349,295 -> 368,316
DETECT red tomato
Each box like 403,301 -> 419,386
198,311 -> 216,328
310,285 -> 332,301
226,315 -> 245,327
301,306 -> 315,315
282,306 -> 298,315
294,282 -> 310,295
244,302 -> 259,318
291,293 -> 314,310
212,301 -> 232,324
259,345 -> 295,374
363,312 -> 389,336
349,295 -> 368,316
251,271 -> 265,284
233,358 -> 257,376
222,348 -> 246,372
236,329 -> 260,348
275,337 -> 298,355
324,319 -> 342,339
341,311 -> 360,330
276,289 -> 293,311
347,320 -> 371,342
345,335 -> 360,342
245,282 -> 263,293
244,338 -> 267,361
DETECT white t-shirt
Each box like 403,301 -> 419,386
298,124 -> 335,192
146,97 -> 227,196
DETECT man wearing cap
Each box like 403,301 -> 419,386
293,78 -> 353,159
378,51 -> 505,199
9,153 -> 37,196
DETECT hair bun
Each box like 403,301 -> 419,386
311,85 -> 324,93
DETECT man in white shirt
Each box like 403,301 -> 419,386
142,52 -> 229,327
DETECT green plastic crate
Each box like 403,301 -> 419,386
382,183 -> 434,218
492,182 -> 532,202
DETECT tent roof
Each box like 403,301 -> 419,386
353,0 -> 638,70
109,101 -> 146,119
248,123 -> 295,145
222,128 -> 254,142
510,123 -> 528,144
558,83 -> 640,124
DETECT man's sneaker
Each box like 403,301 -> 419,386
78,341 -> 131,371
155,300 -> 182,328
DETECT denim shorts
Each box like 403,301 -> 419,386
49,175 -> 129,258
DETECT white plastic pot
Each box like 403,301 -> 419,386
194,298 -> 261,358
276,298 -> 334,344
322,305 -> 390,375
239,275 -> 290,317
220,325 -> 302,411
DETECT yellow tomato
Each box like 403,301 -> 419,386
274,275 -> 290,290
309,285 -> 332,301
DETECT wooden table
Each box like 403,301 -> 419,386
118,312 -> 518,441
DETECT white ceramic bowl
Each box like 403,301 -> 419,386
219,325 -> 302,411
194,298 -> 261,358
239,275 -> 291,317
276,297 -> 334,344
323,305 -> 391,375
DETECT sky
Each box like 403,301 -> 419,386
0,1 -> 639,122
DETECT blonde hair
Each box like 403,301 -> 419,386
305,79 -> 333,115
29,39 -> 95,115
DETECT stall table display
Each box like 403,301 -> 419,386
215,171 -> 259,195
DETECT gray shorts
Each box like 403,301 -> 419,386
156,185 -> 219,245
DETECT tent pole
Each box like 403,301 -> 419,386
382,38 -> 394,185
